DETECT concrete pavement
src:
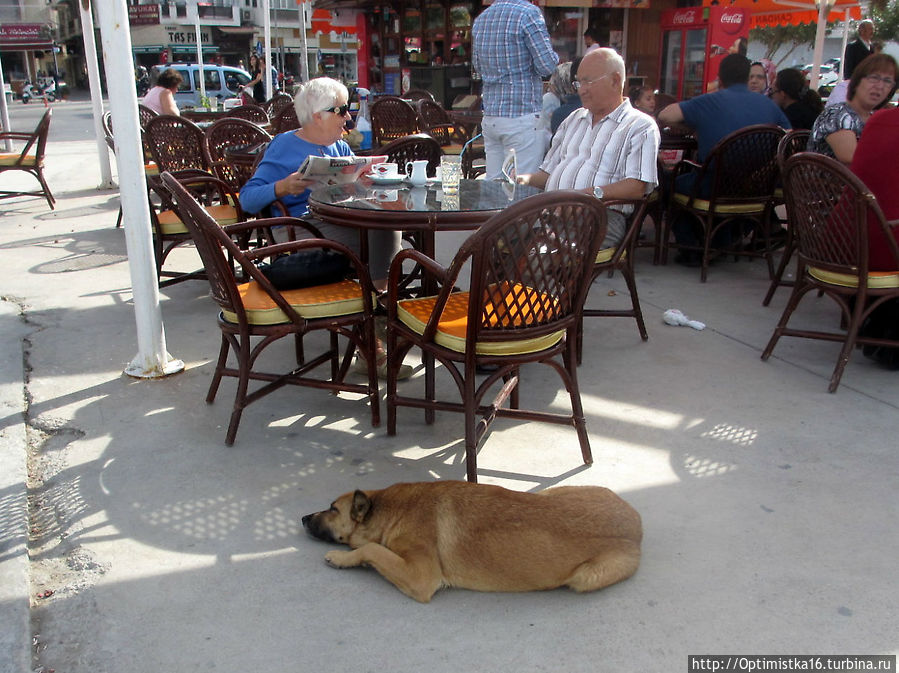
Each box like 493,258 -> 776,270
1,94 -> 897,672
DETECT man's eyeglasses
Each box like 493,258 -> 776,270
321,104 -> 351,116
572,73 -> 611,91
863,74 -> 896,88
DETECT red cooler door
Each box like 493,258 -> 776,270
660,30 -> 683,98
682,27 -> 708,99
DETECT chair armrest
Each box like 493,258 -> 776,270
385,249 -> 450,308
0,132 -> 35,142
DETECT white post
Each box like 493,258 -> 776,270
0,55 -> 12,152
194,0 -> 207,103
839,9 -> 851,79
809,0 -> 831,89
298,1 -> 309,83
79,0 -> 114,189
95,0 -> 184,378
263,0 -> 273,100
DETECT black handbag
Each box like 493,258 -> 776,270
257,249 -> 350,290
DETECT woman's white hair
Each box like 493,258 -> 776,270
293,77 -> 349,126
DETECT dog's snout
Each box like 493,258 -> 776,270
301,513 -> 312,526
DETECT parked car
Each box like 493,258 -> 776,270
149,63 -> 252,109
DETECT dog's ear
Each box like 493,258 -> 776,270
351,490 -> 372,523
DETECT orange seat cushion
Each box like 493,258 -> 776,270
397,282 -> 564,355
156,204 -> 239,235
222,279 -> 365,325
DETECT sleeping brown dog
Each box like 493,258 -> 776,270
302,480 -> 642,603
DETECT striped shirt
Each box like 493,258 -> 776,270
472,0 -> 558,117
541,99 -> 660,215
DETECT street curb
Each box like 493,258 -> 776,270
0,299 -> 31,673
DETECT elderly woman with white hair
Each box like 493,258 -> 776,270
240,77 -> 401,280
240,77 -> 407,377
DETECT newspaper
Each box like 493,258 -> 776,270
298,154 -> 388,185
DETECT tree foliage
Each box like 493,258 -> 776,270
749,23 -> 826,65
871,0 -> 899,44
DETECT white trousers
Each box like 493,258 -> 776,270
482,113 -> 544,181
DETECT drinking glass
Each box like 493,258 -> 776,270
440,156 -> 462,194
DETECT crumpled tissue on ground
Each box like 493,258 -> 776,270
663,308 -> 705,330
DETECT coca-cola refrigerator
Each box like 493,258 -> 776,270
659,5 -> 750,100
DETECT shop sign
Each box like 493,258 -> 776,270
165,27 -> 213,45
0,23 -> 53,49
129,4 -> 160,26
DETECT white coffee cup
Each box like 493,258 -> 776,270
373,163 -> 400,179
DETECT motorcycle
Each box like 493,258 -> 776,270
21,79 -> 56,104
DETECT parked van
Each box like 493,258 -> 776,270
149,63 -> 252,108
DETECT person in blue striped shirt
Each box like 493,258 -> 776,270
472,0 -> 558,180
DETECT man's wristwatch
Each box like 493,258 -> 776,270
593,185 -> 604,200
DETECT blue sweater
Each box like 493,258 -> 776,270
239,131 -> 353,217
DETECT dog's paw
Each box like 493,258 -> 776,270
324,550 -> 355,568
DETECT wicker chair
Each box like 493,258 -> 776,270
270,103 -> 300,134
384,191 -> 607,482
762,128 -> 812,306
379,133 -> 442,178
262,93 -> 293,121
143,114 -> 209,173
203,117 -> 272,193
370,96 -> 420,148
0,109 -> 55,210
416,99 -> 467,151
104,110 -> 162,228
662,124 -> 785,281
761,152 -> 899,392
137,104 -> 158,128
160,171 -> 381,445
403,88 -> 435,102
459,133 -> 485,180
224,104 -> 269,125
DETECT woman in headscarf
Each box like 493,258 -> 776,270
749,59 -> 777,96
539,62 -> 576,152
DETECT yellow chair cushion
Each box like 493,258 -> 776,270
595,247 -> 618,264
156,203 -> 239,235
397,283 -> 564,355
442,143 -> 466,155
222,279 -> 365,325
672,192 -> 768,214
145,162 -> 159,176
0,153 -> 37,167
808,266 -> 899,289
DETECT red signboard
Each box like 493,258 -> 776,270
0,24 -> 53,51
129,4 -> 161,26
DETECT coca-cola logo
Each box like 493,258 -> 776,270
719,10 -> 745,34
672,10 -> 696,24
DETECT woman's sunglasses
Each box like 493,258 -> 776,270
321,104 -> 351,116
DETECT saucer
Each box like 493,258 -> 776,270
366,174 -> 404,184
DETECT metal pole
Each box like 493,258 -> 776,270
0,55 -> 12,152
79,0 -> 114,188
94,0 -> 184,379
298,0 -> 309,82
263,0 -> 273,99
194,0 -> 207,103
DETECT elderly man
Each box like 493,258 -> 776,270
517,48 -> 660,249
472,0 -> 558,180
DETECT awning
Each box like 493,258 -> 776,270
217,27 -> 257,35
0,24 -> 54,52
170,45 -> 220,53
133,45 -> 164,54
701,0 -> 861,27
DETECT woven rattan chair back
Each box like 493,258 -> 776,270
379,133 -> 442,176
762,152 -> 899,391
203,117 -> 272,192
703,125 -> 784,202
270,103 -> 300,134
262,93 -> 293,120
460,133 -> 485,179
776,129 -> 811,173
415,99 -> 459,146
225,104 -> 269,125
370,96 -> 420,147
137,104 -> 158,128
144,115 -> 208,173
403,88 -> 435,102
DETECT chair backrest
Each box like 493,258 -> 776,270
653,92 -> 677,118
137,104 -> 158,128
460,133 -> 485,179
403,88 -> 435,103
445,191 -> 607,344
777,128 -> 811,173
270,103 -> 300,134
700,124 -> 785,203
144,114 -> 208,172
203,117 -> 272,191
782,152 -> 899,277
225,104 -> 269,125
379,133 -> 442,176
101,111 -> 115,152
262,93 -> 293,120
370,96 -> 420,147
32,109 -> 52,161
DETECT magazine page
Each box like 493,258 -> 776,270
298,154 -> 388,185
